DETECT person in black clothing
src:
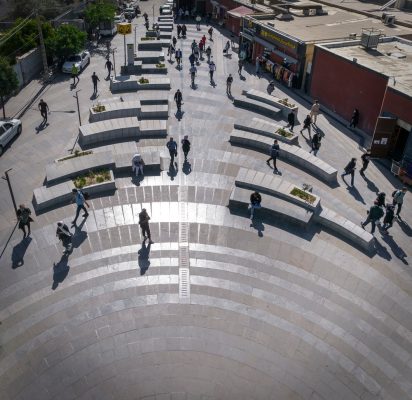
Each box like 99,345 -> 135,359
376,192 -> 386,207
166,137 -> 178,165
181,135 -> 190,161
341,158 -> 357,186
177,24 -> 182,38
189,53 -> 195,67
238,60 -> 243,75
17,204 -> 33,238
266,140 -> 280,171
181,24 -> 187,37
139,208 -> 154,244
361,201 -> 384,234
105,58 -> 112,79
56,221 -> 73,255
349,108 -> 359,129
226,74 -> 233,96
38,99 -> 49,125
310,132 -> 321,156
174,89 -> 182,111
172,36 -> 177,47
359,152 -> 370,175
91,72 -> 100,93
382,204 -> 395,233
249,191 -> 262,219
300,115 -> 311,137
286,111 -> 295,132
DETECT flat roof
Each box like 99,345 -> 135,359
319,37 -> 412,96
248,2 -> 412,43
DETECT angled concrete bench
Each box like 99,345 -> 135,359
33,171 -> 116,213
140,63 -> 168,74
233,97 -> 282,119
138,90 -> 169,105
89,101 -> 141,123
46,151 -> 115,185
140,104 -> 169,119
146,31 -> 172,39
314,207 -> 374,252
135,51 -> 165,64
137,39 -> 169,51
158,16 -> 174,22
110,75 -> 171,92
234,117 -> 298,145
245,89 -> 298,118
230,130 -> 337,184
229,186 -> 313,227
79,118 -> 167,147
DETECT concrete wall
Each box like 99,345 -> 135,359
310,46 -> 388,135
382,87 -> 412,126
13,47 -> 43,88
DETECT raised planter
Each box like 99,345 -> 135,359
75,170 -> 116,196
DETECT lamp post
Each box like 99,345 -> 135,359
112,48 -> 117,77
70,90 -> 81,154
2,168 -> 18,215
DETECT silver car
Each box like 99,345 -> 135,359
0,119 -> 22,156
62,51 -> 90,74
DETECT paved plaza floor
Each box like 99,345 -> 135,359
0,1 -> 411,399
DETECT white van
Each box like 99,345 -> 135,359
99,20 -> 117,36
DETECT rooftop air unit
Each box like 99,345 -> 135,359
360,28 -> 381,49
384,14 -> 396,25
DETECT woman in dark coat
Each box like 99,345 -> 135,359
349,108 -> 359,129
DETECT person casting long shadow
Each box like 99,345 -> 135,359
11,236 -> 32,269
138,241 -> 151,275
52,255 -> 70,290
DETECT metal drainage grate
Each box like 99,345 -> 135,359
179,268 -> 190,298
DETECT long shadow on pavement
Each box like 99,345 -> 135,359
11,237 -> 32,269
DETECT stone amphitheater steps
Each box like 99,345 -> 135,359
233,97 -> 283,120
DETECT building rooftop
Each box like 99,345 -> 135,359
248,2 -> 412,43
319,36 -> 412,96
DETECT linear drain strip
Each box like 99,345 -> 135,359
178,186 -> 190,299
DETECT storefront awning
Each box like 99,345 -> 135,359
254,36 -> 275,50
227,6 -> 254,19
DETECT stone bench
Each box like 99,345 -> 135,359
234,117 -> 298,145
158,16 -> 174,22
314,207 -> 374,252
135,51 -> 165,64
79,118 -> 167,147
110,75 -> 171,92
89,101 -> 140,123
157,23 -> 173,32
229,186 -> 313,227
140,63 -> 168,74
146,31 -> 172,39
233,97 -> 282,119
140,104 -> 169,119
230,130 -> 337,184
137,39 -> 169,51
46,151 -> 115,185
138,91 -> 169,105
33,171 -> 116,213
245,89 -> 298,119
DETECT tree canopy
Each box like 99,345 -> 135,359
45,24 -> 87,61
0,57 -> 19,118
84,1 -> 116,31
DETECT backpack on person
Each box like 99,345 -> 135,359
392,190 -> 398,198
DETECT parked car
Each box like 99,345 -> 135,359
62,51 -> 90,74
0,119 -> 22,156
124,7 -> 135,19
99,20 -> 117,36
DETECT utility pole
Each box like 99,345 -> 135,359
71,90 -> 82,154
35,8 -> 49,78
2,168 -> 18,215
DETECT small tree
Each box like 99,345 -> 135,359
0,57 -> 19,118
84,1 -> 116,32
45,24 -> 87,62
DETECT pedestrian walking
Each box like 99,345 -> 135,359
238,59 -> 243,75
267,80 -> 275,95
205,46 -> 212,63
174,89 -> 183,112
71,64 -> 79,86
341,158 -> 357,186
181,135 -> 191,161
376,192 -> 386,207
382,204 -> 395,233
168,43 -> 175,61
349,108 -> 359,129
249,191 -> 262,219
145,20 -> 149,30
310,100 -> 320,125
172,36 -> 177,47
191,40 -> 197,54
139,208 -> 154,244
286,111 -> 295,132
17,204 -> 33,238
361,201 -> 384,234
189,65 -> 197,86
56,221 -> 73,255
194,47 -> 200,64
156,26 -> 160,40
223,40 -> 230,55
189,52 -> 195,67
105,58 -> 112,79
71,188 -> 90,225
359,152 -> 370,175
226,74 -> 233,96
91,72 -> 100,94
175,48 -> 182,67
132,153 -> 145,177
300,115 -> 312,137
181,24 -> 187,37
255,56 -> 261,75
198,40 -> 204,58
208,26 -> 213,40
209,60 -> 216,83
177,24 -> 182,38
310,132 -> 321,156
38,99 -> 49,125
201,35 -> 207,47
167,137 -> 178,165
392,187 -> 407,219
266,140 -> 280,172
